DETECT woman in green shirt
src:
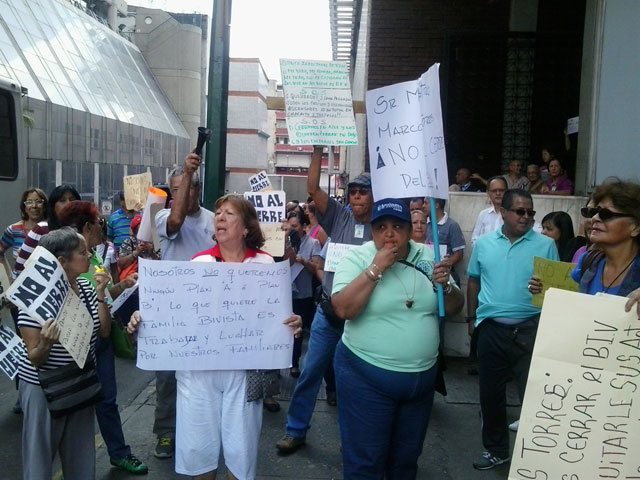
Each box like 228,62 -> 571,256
331,198 -> 464,479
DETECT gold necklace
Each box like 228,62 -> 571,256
388,263 -> 417,308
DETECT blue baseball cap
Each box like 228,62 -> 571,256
370,198 -> 411,224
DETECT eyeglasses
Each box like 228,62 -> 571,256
507,208 -> 536,217
349,187 -> 370,196
24,199 -> 45,207
581,206 -> 635,222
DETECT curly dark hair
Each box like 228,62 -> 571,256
591,181 -> 640,244
214,194 -> 265,250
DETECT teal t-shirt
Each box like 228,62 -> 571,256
467,228 -> 559,326
332,240 -> 440,372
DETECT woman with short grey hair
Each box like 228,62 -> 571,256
17,227 -> 112,480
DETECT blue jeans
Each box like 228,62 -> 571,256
285,305 -> 342,437
334,341 -> 437,480
95,337 -> 131,460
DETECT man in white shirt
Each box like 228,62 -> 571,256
471,176 -> 508,246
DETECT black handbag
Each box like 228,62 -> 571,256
38,358 -> 104,418
246,369 -> 280,403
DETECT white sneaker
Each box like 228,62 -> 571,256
509,420 -> 519,432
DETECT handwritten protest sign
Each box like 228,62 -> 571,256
261,224 -> 285,257
244,191 -> 286,223
325,243 -> 357,272
56,290 -> 94,367
136,259 -> 293,371
124,171 -> 152,210
6,247 -> 70,324
280,59 -> 358,146
366,64 -> 449,201
248,171 -> 272,192
532,257 -> 578,307
0,325 -> 26,380
6,246 -> 93,367
509,289 -> 640,480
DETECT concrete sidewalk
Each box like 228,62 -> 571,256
95,357 -> 518,479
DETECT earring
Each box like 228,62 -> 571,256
243,229 -> 248,238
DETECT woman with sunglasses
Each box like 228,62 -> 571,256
530,181 -> 640,315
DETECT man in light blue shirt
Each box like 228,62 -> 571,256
467,189 -> 558,470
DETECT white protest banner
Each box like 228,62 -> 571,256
244,191 -> 286,223
366,63 -> 449,201
136,259 -> 293,371
137,187 -> 167,243
261,224 -> 285,257
325,242 -> 357,272
280,59 -> 358,146
56,289 -> 94,368
0,325 -> 26,380
6,246 -> 70,324
123,171 -> 152,210
248,170 -> 273,192
509,289 -> 640,480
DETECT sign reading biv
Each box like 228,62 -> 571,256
136,259 -> 293,371
280,59 -> 358,146
509,289 -> 640,480
366,64 -> 449,201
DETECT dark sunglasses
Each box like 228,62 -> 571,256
349,187 -> 370,196
581,206 -> 635,222
507,208 -> 536,217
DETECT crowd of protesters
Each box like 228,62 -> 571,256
2,144 -> 640,479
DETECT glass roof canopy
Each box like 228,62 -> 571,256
0,0 -> 189,139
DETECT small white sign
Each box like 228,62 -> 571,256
248,170 -> 272,192
567,116 -> 579,135
324,242 -> 357,272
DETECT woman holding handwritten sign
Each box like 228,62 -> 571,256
17,227 -> 112,479
330,198 -> 464,479
128,194 -> 301,480
530,181 -> 640,314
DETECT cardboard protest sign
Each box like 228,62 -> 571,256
280,59 -> 358,146
366,63 -> 449,201
6,247 -> 70,324
0,325 -> 26,380
6,246 -> 93,367
532,257 -> 579,307
123,172 -> 152,210
136,259 -> 293,370
509,289 -> 640,480
244,191 -> 286,223
325,243 -> 357,272
248,171 -> 272,192
55,289 -> 94,368
260,224 -> 285,257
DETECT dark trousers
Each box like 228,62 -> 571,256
476,320 -> 537,458
291,297 -> 316,369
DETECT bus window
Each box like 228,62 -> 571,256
0,89 -> 18,180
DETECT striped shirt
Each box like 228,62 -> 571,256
107,208 -> 133,250
13,221 -> 49,279
0,220 -> 26,261
17,277 -> 100,385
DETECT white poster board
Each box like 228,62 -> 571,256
366,63 -> 449,201
325,242 -> 357,273
137,187 -> 167,243
244,191 -> 286,224
0,325 -> 26,380
248,170 -> 273,192
5,247 -> 93,367
509,288 -> 640,479
136,259 -> 293,371
280,59 -> 358,146
261,224 -> 285,257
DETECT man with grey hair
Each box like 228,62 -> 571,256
151,152 -> 215,458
